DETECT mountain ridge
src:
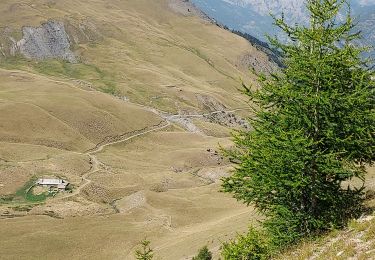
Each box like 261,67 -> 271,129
191,0 -> 375,55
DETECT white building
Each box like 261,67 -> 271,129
36,178 -> 69,190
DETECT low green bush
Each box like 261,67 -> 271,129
222,227 -> 271,260
192,246 -> 212,260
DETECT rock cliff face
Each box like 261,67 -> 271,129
13,20 -> 77,63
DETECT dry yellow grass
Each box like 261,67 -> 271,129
0,127 -> 257,259
277,211 -> 375,260
0,0 -> 265,259
0,1 -> 373,259
0,69 -> 162,152
0,0 -> 267,112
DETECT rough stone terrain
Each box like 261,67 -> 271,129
278,211 -> 375,260
238,51 -> 279,74
13,20 -> 77,62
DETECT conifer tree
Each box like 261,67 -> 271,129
223,0 -> 374,247
135,239 -> 153,260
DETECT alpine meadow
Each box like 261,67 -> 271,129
0,0 -> 374,259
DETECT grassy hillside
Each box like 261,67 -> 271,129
0,0 -> 271,259
278,216 -> 375,259
0,0 -> 274,113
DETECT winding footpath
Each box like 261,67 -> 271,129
58,106 -> 244,200
59,121 -> 171,200
59,105 -> 241,200
6,69 -> 249,200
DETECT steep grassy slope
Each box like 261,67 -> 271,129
273,167 -> 375,260
281,216 -> 375,259
0,0 -> 273,112
0,68 -> 162,197
0,69 -> 161,152
0,0 -> 270,259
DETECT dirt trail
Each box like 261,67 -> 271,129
59,105 -> 240,200
59,121 -> 171,200
6,68 -> 248,122
4,69 -> 248,200
55,106 -> 243,200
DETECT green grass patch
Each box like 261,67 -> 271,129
0,194 -> 15,203
0,56 -> 119,95
12,204 -> 34,212
0,177 -> 56,205
100,80 -> 118,95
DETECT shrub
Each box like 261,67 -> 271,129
192,246 -> 212,260
222,227 -> 271,260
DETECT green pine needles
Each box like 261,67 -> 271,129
222,0 -> 374,254
135,239 -> 154,260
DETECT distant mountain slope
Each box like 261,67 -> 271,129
191,0 -> 375,54
0,0 -> 279,113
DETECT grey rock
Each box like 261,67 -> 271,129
15,20 -> 77,63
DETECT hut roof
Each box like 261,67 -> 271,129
37,178 -> 67,185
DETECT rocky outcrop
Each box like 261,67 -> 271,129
12,20 -> 77,63
196,94 -> 227,112
0,18 -> 102,62
238,52 -> 279,74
